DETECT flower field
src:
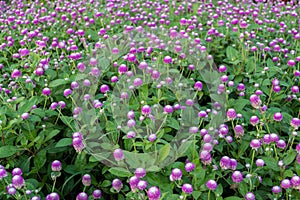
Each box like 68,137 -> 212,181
0,0 -> 300,199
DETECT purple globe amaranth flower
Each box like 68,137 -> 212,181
135,168 -> 146,178
256,159 -> 265,167
189,126 -> 199,134
111,76 -> 119,83
0,168 -> 7,179
76,192 -> 88,200
112,179 -> 123,192
250,139 -> 261,149
273,85 -> 281,93
273,112 -> 283,121
118,64 -> 128,74
220,156 -> 231,170
164,105 -> 173,114
50,102 -> 58,110
113,148 -> 124,161
51,160 -> 62,172
200,150 -> 212,165
206,180 -> 217,190
250,94 -> 261,109
133,78 -> 143,87
281,179 -> 291,189
234,125 -> 244,138
276,139 -> 286,149
42,87 -> 51,96
203,143 -> 213,151
11,69 -> 22,78
194,81 -> 203,91
270,133 -> 279,143
100,84 -> 109,93
90,67 -> 100,77
63,89 -> 72,97
171,168 -> 182,181
230,159 -> 237,170
147,186 -> 161,200
6,185 -> 16,195
127,131 -> 136,139
296,143 -> 300,154
226,108 -> 236,120
287,60 -> 295,67
148,134 -> 157,142
203,134 -> 213,143
139,62 -> 148,70
232,171 -> 243,183
12,175 -> 25,189
127,110 -> 135,119
245,192 -> 255,200
182,183 -> 193,194
92,189 -> 102,199
218,65 -> 227,72
77,63 -> 86,72
31,196 -> 41,200
141,105 -> 151,115
219,126 -> 228,136
250,116 -> 259,126
291,118 -> 300,129
291,175 -> 300,190
163,56 -> 172,64
152,70 -> 160,80
185,162 -> 195,172
272,186 -> 281,194
137,180 -> 148,190
291,86 -> 299,94
127,119 -> 136,128
72,137 -> 85,153
129,176 -> 139,191
82,174 -> 91,186
21,112 -> 30,120
198,111 -> 207,118
89,57 -> 98,66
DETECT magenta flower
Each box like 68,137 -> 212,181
147,186 -> 161,200
182,183 -> 193,194
113,149 -> 124,161
206,180 -> 217,190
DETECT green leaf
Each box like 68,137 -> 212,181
214,183 -> 223,195
157,143 -> 170,163
226,46 -> 240,61
108,167 -> 132,177
0,145 -> 21,158
262,156 -> 280,171
18,96 -> 41,114
48,79 -> 70,87
246,57 -> 255,73
233,99 -> 249,113
32,108 -> 45,118
166,117 -> 180,130
238,181 -> 248,196
283,169 -> 294,178
192,191 -> 202,200
101,180 -> 112,187
238,140 -> 249,157
224,197 -> 243,200
283,151 -> 297,165
34,149 -> 47,170
55,138 -> 72,148
44,129 -> 60,142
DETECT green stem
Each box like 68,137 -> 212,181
52,178 -> 56,192
250,149 -> 256,174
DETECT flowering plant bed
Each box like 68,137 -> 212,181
0,0 -> 300,199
